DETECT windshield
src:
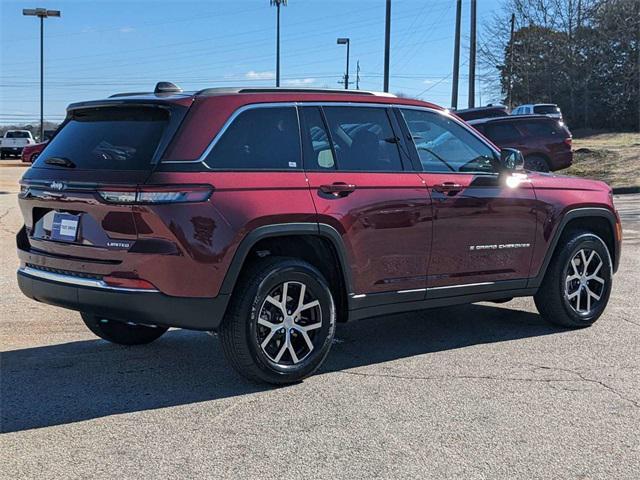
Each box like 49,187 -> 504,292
534,105 -> 560,114
33,107 -> 169,170
6,131 -> 31,139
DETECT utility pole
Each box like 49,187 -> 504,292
270,1 -> 287,87
451,0 -> 462,109
356,60 -> 360,90
23,7 -> 61,141
468,0 -> 477,108
507,13 -> 515,109
383,0 -> 391,92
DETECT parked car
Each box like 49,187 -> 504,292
468,115 -> 573,172
455,105 -> 509,121
511,103 -> 563,120
1,130 -> 35,159
21,141 -> 47,163
17,84 -> 621,384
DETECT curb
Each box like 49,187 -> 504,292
612,186 -> 640,195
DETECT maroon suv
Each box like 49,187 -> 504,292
16,85 -> 622,384
468,115 -> 573,172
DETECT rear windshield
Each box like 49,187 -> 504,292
6,131 -> 31,138
533,105 -> 560,114
33,107 -> 169,170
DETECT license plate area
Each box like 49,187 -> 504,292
51,212 -> 80,242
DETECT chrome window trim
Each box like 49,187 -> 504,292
19,266 -> 159,293
161,101 -> 500,169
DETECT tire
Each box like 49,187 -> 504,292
525,154 -> 550,172
534,230 -> 613,328
81,313 -> 168,345
219,257 -> 336,384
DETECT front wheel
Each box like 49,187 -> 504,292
534,231 -> 613,327
81,313 -> 168,345
219,257 -> 336,384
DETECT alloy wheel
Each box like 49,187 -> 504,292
256,281 -> 322,365
565,248 -> 606,315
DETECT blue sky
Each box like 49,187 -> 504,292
0,0 -> 502,124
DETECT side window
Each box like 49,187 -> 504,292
400,108 -> 496,174
205,107 -> 301,170
483,123 -> 522,143
300,107 -> 335,170
322,107 -> 403,172
521,121 -> 558,137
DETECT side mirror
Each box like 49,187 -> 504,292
500,148 -> 524,171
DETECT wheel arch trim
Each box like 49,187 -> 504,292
528,207 -> 619,288
219,223 -> 354,296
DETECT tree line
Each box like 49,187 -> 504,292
480,0 -> 639,131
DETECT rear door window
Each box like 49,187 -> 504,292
33,107 -> 169,170
483,123 -> 522,143
321,106 -> 403,172
300,107 -> 335,170
205,106 -> 301,170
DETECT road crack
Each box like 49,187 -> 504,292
339,365 -> 639,408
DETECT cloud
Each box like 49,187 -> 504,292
422,79 -> 436,85
245,70 -> 275,80
120,26 -> 136,33
283,78 -> 316,86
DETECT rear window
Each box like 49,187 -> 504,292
520,120 -> 564,137
205,107 -> 301,170
33,107 -> 169,170
6,131 -> 31,138
533,105 -> 560,114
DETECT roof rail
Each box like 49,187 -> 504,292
196,87 -> 396,97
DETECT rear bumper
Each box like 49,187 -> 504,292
549,150 -> 573,171
1,146 -> 24,154
17,267 -> 229,331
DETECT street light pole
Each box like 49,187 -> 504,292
468,0 -> 477,108
270,0 -> 287,87
337,38 -> 350,89
23,7 -> 60,142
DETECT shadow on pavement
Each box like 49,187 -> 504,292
1,303 -> 562,433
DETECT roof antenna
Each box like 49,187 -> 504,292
154,82 -> 182,94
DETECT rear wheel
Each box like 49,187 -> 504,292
81,313 -> 168,345
219,257 -> 336,384
525,154 -> 550,172
534,231 -> 612,327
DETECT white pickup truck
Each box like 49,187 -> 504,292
0,130 -> 35,159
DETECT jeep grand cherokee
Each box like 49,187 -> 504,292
16,84 -> 622,384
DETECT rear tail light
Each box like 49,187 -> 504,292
564,137 -> 572,147
98,185 -> 212,204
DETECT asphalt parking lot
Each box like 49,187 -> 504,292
1,164 -> 638,479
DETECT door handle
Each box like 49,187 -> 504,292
432,182 -> 463,196
319,182 -> 357,197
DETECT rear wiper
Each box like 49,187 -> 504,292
44,156 -> 76,168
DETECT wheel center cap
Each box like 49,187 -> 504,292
580,277 -> 587,287
283,316 -> 295,329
